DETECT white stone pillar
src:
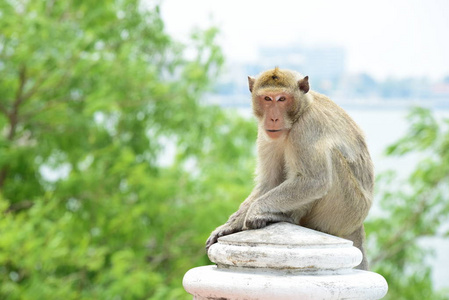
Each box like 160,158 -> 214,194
183,222 -> 388,300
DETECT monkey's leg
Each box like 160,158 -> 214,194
343,225 -> 369,270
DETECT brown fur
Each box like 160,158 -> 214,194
206,68 -> 373,270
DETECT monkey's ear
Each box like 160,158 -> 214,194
248,76 -> 256,93
298,76 -> 309,94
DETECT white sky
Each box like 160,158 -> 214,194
161,0 -> 449,81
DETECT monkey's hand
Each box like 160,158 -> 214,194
205,223 -> 241,252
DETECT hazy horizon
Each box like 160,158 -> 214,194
161,0 -> 449,81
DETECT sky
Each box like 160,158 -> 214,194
161,0 -> 449,81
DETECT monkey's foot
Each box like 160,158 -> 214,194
244,212 -> 294,231
243,215 -> 272,230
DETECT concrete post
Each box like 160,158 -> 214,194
183,222 -> 388,300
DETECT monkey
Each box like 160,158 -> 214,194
205,67 -> 374,270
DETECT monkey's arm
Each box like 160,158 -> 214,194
244,148 -> 332,229
206,141 -> 288,251
205,188 -> 261,251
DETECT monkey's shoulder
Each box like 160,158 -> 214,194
310,91 -> 346,114
309,92 -> 364,133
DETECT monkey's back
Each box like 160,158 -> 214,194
309,91 -> 373,187
298,91 -> 374,236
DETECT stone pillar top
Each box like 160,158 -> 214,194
208,222 -> 362,271
185,222 -> 388,299
208,222 -> 362,273
217,222 -> 352,247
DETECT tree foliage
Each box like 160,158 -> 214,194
366,107 -> 449,299
0,1 -> 255,299
1,1 -> 448,300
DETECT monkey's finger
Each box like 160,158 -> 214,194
205,235 -> 218,251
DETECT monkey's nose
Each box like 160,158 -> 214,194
271,118 -> 279,123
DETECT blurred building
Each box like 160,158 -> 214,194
249,44 -> 346,94
210,44 -> 449,109
212,43 -> 347,107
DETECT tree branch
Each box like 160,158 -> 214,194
0,65 -> 28,189
21,75 -> 48,102
5,200 -> 34,213
0,103 -> 8,117
7,65 -> 27,140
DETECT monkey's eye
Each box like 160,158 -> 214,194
264,96 -> 272,101
278,96 -> 286,102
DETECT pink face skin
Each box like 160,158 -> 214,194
258,92 -> 293,139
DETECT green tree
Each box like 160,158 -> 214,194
2,1 -> 448,299
0,1 -> 255,299
366,107 -> 449,299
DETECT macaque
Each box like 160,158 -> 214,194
206,67 -> 373,270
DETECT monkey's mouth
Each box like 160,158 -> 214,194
266,129 -> 284,139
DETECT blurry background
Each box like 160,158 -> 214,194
0,0 -> 448,299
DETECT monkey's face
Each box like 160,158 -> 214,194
254,91 -> 296,139
248,68 -> 310,140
